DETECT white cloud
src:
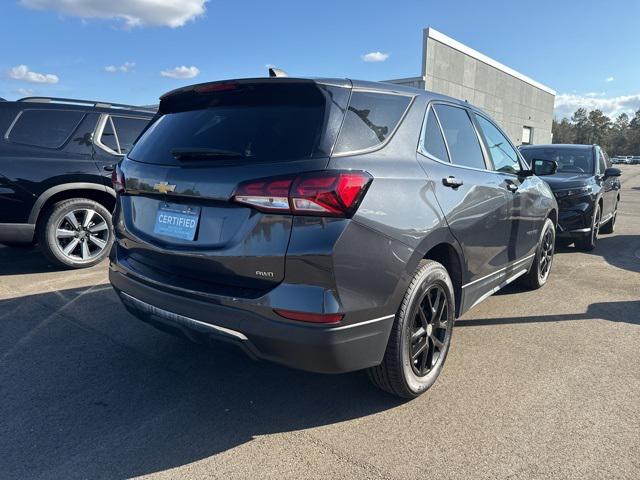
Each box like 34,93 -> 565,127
605,76 -> 615,82
19,0 -> 208,28
16,88 -> 35,97
105,61 -> 136,73
361,51 -> 389,62
160,65 -> 200,79
554,92 -> 640,119
8,65 -> 59,84
585,92 -> 605,98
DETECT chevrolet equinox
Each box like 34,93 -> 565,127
109,78 -> 558,398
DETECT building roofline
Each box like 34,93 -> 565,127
424,28 -> 556,96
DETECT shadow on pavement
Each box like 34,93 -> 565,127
553,234 -> 640,274
456,298 -> 640,327
0,286 -> 404,479
0,244 -> 68,275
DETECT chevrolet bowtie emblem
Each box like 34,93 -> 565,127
153,181 -> 176,194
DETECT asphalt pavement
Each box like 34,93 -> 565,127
1,166 -> 639,480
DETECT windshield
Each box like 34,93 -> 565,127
521,147 -> 594,174
129,82 -> 346,165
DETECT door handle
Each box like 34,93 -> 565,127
506,183 -> 518,192
442,176 -> 463,188
103,164 -> 115,172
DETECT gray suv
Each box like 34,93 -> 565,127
109,78 -> 558,398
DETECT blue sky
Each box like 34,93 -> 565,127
1,0 -> 639,118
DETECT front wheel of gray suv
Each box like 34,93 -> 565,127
367,260 -> 454,399
518,217 -> 555,290
38,198 -> 114,269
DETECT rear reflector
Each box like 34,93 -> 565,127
274,309 -> 344,324
233,170 -> 372,217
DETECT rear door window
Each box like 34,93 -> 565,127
333,91 -> 412,154
433,105 -> 486,170
7,109 -> 84,148
111,116 -> 149,154
420,108 -> 449,162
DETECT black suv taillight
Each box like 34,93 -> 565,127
233,171 -> 372,218
111,164 -> 125,193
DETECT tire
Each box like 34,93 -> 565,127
367,260 -> 455,399
518,217 -> 555,290
599,200 -> 618,234
575,204 -> 601,251
37,198 -> 114,269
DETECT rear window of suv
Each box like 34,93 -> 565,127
129,82 -> 349,165
7,109 -> 84,149
333,91 -> 412,154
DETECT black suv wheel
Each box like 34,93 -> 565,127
599,199 -> 618,234
575,204 -> 601,251
367,260 -> 454,398
519,217 -> 555,289
38,198 -> 114,268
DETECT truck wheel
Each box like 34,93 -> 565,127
599,200 -> 618,234
518,217 -> 555,289
575,204 -> 600,251
367,260 -> 454,399
38,198 -> 114,269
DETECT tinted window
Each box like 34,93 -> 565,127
433,105 -> 485,169
475,114 -> 522,174
8,109 -> 84,148
111,116 -> 148,154
520,147 -> 594,174
100,117 -> 119,152
421,108 -> 449,161
130,82 -> 333,165
334,91 -> 411,154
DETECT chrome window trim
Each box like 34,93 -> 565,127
93,114 -> 122,156
93,113 -> 149,156
418,100 -> 530,178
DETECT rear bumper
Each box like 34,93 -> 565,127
109,265 -> 395,374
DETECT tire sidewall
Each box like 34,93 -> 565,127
42,199 -> 113,268
535,218 -> 555,286
400,264 -> 455,395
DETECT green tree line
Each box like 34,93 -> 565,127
552,108 -> 640,156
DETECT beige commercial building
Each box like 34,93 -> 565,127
387,28 -> 556,145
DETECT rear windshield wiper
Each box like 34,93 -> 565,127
171,148 -> 245,160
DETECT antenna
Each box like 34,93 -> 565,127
268,67 -> 288,78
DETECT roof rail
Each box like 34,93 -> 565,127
17,96 -> 157,113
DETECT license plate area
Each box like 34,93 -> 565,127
153,202 -> 201,241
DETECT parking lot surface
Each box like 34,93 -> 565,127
1,166 -> 639,480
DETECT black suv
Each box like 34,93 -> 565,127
0,97 -> 154,267
109,78 -> 558,398
520,144 -> 621,250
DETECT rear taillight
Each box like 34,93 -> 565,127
233,171 -> 372,217
111,164 -> 125,193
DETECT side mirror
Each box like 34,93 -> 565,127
532,159 -> 558,176
604,167 -> 621,178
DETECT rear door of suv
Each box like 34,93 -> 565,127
418,102 -> 512,310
